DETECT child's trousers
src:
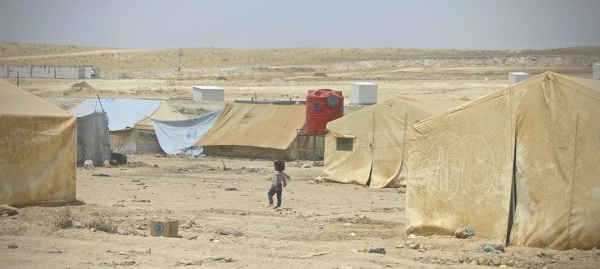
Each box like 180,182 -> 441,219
268,183 -> 283,207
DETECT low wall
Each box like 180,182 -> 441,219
0,65 -> 101,79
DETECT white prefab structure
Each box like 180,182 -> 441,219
594,63 -> 600,80
508,72 -> 530,86
193,86 -> 224,101
351,82 -> 377,105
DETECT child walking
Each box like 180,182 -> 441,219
268,160 -> 290,209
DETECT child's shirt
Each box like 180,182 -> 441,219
271,171 -> 289,187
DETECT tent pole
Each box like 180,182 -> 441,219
296,129 -> 300,165
313,135 -> 316,165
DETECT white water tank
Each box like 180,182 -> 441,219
594,64 -> 600,80
350,82 -> 377,105
508,72 -> 530,86
193,86 -> 224,101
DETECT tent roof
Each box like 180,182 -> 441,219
70,99 -> 185,131
0,79 -> 73,118
199,102 -> 306,150
418,72 -> 600,125
328,96 -> 431,128
327,96 -> 465,131
383,96 -> 465,116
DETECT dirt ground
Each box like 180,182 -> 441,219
2,45 -> 600,268
2,156 -> 600,269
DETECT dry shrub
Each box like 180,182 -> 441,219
86,212 -> 117,233
53,207 -> 73,229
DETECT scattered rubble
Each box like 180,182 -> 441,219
454,226 -> 474,238
0,204 -> 18,216
83,160 -> 94,170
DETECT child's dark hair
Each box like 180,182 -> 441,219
274,160 -> 285,171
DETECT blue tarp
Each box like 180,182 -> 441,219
151,111 -> 220,156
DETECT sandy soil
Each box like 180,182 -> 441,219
2,44 -> 600,269
2,156 -> 599,269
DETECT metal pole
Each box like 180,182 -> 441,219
313,135 -> 316,165
296,129 -> 300,165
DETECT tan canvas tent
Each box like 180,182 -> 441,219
71,99 -> 186,152
199,102 -> 319,160
406,72 -> 600,250
0,79 -> 77,206
323,97 -> 464,188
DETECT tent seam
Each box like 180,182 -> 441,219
566,113 -> 579,249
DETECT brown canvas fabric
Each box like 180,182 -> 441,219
323,97 -> 463,188
0,79 -> 76,206
134,101 -> 186,131
406,72 -> 600,250
199,102 -> 315,160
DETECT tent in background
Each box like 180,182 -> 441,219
0,79 -> 76,206
76,111 -> 111,166
199,102 -> 320,160
152,111 -> 220,156
323,97 -> 464,188
406,72 -> 600,250
70,99 -> 186,152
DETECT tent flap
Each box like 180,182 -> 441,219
77,111 -> 111,166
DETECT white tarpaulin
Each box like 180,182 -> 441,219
152,111 -> 220,156
71,99 -> 164,131
70,99 -> 186,152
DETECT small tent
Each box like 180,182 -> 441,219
199,102 -> 318,160
0,79 -> 77,205
70,99 -> 186,152
323,97 -> 464,188
152,111 -> 220,156
406,72 -> 600,250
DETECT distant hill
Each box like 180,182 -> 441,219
1,42 -> 599,72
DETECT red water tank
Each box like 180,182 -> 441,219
306,89 -> 344,135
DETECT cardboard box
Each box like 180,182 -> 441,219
150,219 -> 179,237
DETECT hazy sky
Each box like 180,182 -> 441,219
1,0 -> 599,50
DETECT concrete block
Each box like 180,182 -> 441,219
193,86 -> 225,101
350,82 -> 377,105
508,72 -> 530,86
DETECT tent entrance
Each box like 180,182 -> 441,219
365,163 -> 373,187
506,132 -> 518,246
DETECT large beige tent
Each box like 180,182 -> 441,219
0,79 -> 77,206
71,99 -> 186,152
323,97 -> 464,188
199,102 -> 318,160
406,72 -> 600,250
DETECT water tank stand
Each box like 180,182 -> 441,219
296,129 -> 324,166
